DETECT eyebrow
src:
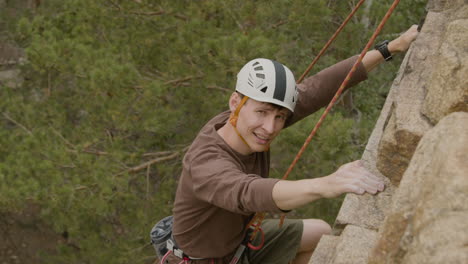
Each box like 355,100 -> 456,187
257,104 -> 289,114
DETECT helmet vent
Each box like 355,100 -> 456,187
248,73 -> 254,87
260,86 -> 268,93
254,66 -> 263,71
253,62 -> 260,66
256,73 -> 265,79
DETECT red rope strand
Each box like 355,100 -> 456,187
246,0 -> 367,236
297,0 -> 367,84
278,0 -> 401,227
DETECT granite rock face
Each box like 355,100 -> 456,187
369,112 -> 468,264
310,0 -> 468,263
332,225 -> 378,264
421,13 -> 468,124
375,9 -> 448,185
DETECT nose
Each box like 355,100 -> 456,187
262,115 -> 276,134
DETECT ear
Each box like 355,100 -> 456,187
229,92 -> 241,112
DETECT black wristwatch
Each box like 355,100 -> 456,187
375,40 -> 393,61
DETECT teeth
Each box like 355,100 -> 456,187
253,132 -> 269,141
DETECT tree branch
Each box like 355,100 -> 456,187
119,146 -> 189,175
51,127 -> 75,149
146,165 -> 150,200
129,10 -> 166,16
271,20 -> 288,29
82,149 -> 109,156
142,150 -> 174,157
172,13 -> 189,21
2,112 -> 33,135
126,152 -> 179,173
164,75 -> 204,86
107,0 -> 122,11
207,85 -> 231,93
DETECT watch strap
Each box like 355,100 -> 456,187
375,40 -> 393,61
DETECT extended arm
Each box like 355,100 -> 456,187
362,25 -> 419,72
272,160 -> 384,210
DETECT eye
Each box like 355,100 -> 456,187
275,114 -> 287,121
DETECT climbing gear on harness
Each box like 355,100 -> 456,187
246,224 -> 265,251
151,215 -> 251,264
151,216 -> 207,263
150,215 -> 174,260
164,238 -> 204,260
235,58 -> 298,113
375,40 -> 393,61
159,233 -> 249,264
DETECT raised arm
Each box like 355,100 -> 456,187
362,25 -> 419,72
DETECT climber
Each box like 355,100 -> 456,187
153,25 -> 419,264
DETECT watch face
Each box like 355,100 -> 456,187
376,40 -> 389,48
375,40 -> 392,61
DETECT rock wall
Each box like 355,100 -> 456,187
310,0 -> 468,263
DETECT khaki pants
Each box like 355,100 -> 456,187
161,219 -> 303,264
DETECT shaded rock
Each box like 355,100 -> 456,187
309,235 -> 339,264
332,225 -> 378,264
335,70 -> 400,231
403,213 -> 468,264
427,0 -> 467,11
334,187 -> 394,232
367,212 -> 410,264
369,112 -> 468,264
376,109 -> 425,186
0,42 -> 25,69
0,69 -> 23,88
421,16 -> 468,124
375,10 -> 450,185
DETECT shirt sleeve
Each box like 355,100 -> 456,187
189,149 -> 283,215
286,55 -> 368,127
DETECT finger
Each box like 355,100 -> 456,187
359,171 -> 385,191
345,184 -> 365,195
365,173 -> 385,190
347,167 -> 384,193
362,170 -> 384,186
359,179 -> 380,194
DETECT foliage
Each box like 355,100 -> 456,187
0,0 -> 426,262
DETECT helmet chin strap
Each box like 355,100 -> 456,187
229,96 -> 253,152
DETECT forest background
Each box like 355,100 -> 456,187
0,0 -> 426,263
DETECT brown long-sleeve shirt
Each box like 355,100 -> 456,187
172,56 -> 368,259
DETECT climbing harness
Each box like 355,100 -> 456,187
247,0 -> 402,238
151,215 -> 256,264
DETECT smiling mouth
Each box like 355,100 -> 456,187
253,132 -> 270,144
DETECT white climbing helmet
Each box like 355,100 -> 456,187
235,58 -> 298,112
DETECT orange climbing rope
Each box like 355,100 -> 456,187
247,0 -> 402,240
297,0 -> 367,84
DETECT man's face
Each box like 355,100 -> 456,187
235,98 -> 290,153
